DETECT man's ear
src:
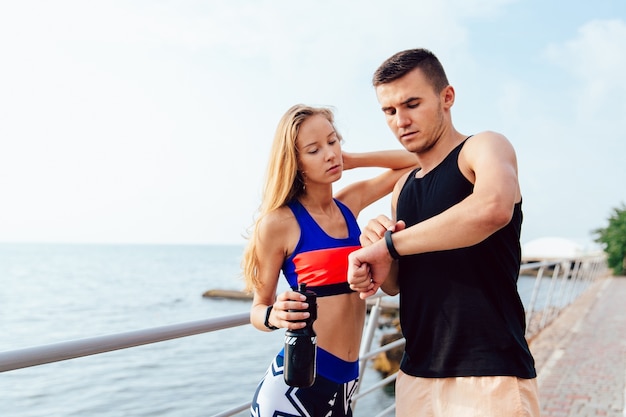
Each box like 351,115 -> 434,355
441,85 -> 455,109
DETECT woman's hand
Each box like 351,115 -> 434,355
268,290 -> 310,330
341,151 -> 355,171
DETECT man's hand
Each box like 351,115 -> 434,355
360,215 -> 406,247
348,240 -> 393,299
351,219 -> 406,298
360,215 -> 394,246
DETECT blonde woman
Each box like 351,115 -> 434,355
242,104 -> 417,416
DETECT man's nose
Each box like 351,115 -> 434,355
396,110 -> 411,128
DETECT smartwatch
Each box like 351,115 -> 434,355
384,229 -> 401,260
264,305 -> 279,331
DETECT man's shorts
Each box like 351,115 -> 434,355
395,371 -> 540,417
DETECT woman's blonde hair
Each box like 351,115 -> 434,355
241,104 -> 341,291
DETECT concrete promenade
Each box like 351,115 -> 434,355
529,275 -> 626,417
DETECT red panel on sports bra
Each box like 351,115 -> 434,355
292,245 -> 360,287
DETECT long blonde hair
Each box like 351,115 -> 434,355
241,104 -> 341,291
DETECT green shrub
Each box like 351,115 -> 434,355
594,203 -> 626,276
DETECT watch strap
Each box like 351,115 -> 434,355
384,229 -> 401,260
264,305 -> 279,331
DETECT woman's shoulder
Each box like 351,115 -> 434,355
257,205 -> 298,236
256,205 -> 300,255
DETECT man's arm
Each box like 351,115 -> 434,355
351,171 -> 409,297
349,132 -> 521,298
390,131 -> 520,255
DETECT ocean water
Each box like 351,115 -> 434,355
0,243 -> 577,417
0,243 -> 395,417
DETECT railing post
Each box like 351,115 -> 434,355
564,259 -> 582,305
525,265 -> 546,328
353,296 -> 383,410
539,262 -> 561,329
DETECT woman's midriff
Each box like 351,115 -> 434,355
314,292 -> 366,362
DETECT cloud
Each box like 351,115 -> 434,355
1,1 -> 623,245
544,19 -> 626,117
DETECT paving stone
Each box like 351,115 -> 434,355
529,276 -> 626,417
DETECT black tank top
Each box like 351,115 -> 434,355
396,138 -> 536,378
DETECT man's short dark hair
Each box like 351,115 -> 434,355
372,48 -> 449,93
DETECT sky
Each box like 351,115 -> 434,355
1,0 -> 625,249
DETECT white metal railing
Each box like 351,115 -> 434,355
0,257 -> 607,416
521,256 -> 607,338
0,313 -> 250,373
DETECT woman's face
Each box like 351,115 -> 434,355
296,114 -> 343,187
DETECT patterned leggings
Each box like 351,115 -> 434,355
250,353 -> 359,417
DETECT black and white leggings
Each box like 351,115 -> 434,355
250,353 -> 359,417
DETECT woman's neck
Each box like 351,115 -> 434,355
298,187 -> 335,216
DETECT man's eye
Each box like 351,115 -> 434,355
384,109 -> 396,116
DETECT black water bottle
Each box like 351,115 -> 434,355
284,283 -> 317,387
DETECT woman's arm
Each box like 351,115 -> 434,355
336,149 -> 418,218
249,208 -> 310,332
341,150 -> 417,171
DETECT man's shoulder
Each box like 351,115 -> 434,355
469,130 -> 508,143
458,130 -> 518,180
464,131 -> 515,154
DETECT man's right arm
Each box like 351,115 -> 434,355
357,174 -> 407,296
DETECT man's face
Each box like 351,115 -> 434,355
375,68 -> 446,154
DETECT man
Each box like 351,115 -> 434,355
347,48 -> 539,416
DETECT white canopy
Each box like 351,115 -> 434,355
522,237 -> 586,260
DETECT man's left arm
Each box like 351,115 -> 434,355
348,132 -> 520,298
388,131 -> 520,255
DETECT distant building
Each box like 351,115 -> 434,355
521,236 -> 599,262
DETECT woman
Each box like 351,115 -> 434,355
242,104 -> 417,416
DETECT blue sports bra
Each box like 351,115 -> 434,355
281,199 -> 361,297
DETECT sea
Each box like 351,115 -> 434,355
0,243 -> 398,417
0,243 -> 562,417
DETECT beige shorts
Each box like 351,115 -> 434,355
395,371 -> 540,417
